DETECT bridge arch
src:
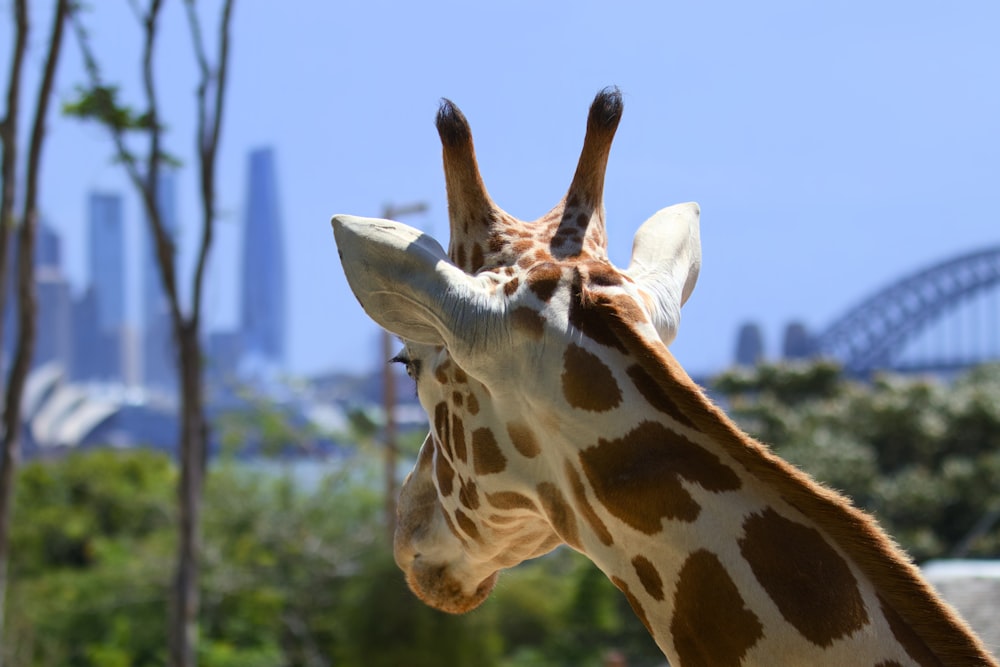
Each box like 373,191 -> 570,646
815,245 -> 1000,374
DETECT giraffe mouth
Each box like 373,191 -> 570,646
404,559 -> 499,615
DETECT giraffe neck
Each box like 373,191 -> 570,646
555,312 -> 995,666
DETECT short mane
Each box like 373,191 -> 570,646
594,292 -> 995,666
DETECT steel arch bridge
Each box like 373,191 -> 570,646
815,245 -> 1000,374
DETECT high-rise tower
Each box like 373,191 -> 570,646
73,192 -> 127,381
240,147 -> 285,369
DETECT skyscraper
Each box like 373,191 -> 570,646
73,192 -> 127,381
34,221 -> 72,370
240,147 -> 285,369
143,170 -> 179,390
88,193 -> 126,329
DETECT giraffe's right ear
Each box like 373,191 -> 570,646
624,202 -> 702,345
332,215 -> 502,349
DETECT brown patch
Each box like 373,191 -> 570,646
466,393 -> 480,415
511,306 -> 546,340
627,364 -> 698,430
612,576 -> 654,636
561,344 -> 622,412
874,662 -> 905,667
526,263 -> 563,302
454,508 -> 481,542
739,508 -> 868,647
537,481 -> 580,549
472,428 -> 507,474
453,365 -> 468,384
451,414 -> 468,462
458,478 -> 480,510
512,239 -> 534,254
671,549 -> 763,666
503,277 -> 520,296
565,461 -> 613,546
433,402 -> 454,459
435,452 -> 455,497
454,243 -> 467,268
879,595 -> 939,667
631,555 -> 664,601
579,420 -> 741,534
451,391 -> 464,407
434,360 -> 450,384
440,507 -> 468,548
469,244 -> 484,273
568,277 -> 626,352
506,421 -> 541,458
584,261 -> 622,286
485,490 -> 538,512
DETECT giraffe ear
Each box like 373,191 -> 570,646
624,202 -> 702,345
332,215 -> 501,348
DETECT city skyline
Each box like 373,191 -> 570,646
3,2 -> 996,378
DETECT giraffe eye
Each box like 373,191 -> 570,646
390,351 -> 420,380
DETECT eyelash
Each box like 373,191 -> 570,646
390,352 -> 421,380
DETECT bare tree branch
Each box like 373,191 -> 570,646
0,0 -> 71,661
0,0 -> 29,357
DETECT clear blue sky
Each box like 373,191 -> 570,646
4,1 -> 998,377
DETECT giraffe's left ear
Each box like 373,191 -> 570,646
624,202 -> 702,345
332,214 -> 503,350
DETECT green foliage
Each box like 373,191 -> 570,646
3,448 -> 664,666
713,361 -> 1000,561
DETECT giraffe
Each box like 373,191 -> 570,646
331,88 -> 997,666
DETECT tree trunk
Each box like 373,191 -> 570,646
169,324 -> 207,667
0,2 -> 68,661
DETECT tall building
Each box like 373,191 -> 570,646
734,321 -> 765,367
70,192 -> 128,382
88,192 -> 125,332
33,221 -> 72,370
143,170 -> 179,390
240,147 -> 285,369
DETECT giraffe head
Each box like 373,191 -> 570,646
332,88 -> 701,614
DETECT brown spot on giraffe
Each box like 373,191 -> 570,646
879,594 -> 940,667
506,421 -> 541,458
874,662 -> 905,667
469,243 -> 484,272
510,306 -> 545,340
612,576 -> 654,636
503,276 -> 520,296
434,451 -> 455,497
466,392 -> 480,416
631,554 -> 664,601
434,360 -> 450,385
472,427 -> 507,474
627,363 -> 698,431
739,508 -> 869,647
452,413 -> 468,462
454,243 -> 466,268
561,344 -> 622,412
671,549 -> 763,666
433,402 -> 453,459
526,263 -> 562,301
568,276 -> 627,352
579,420 -> 741,534
537,481 -> 581,549
458,478 -> 480,510
451,391 -> 464,407
439,507 -> 468,549
454,508 -> 481,542
564,460 -> 613,546
486,490 -> 538,512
